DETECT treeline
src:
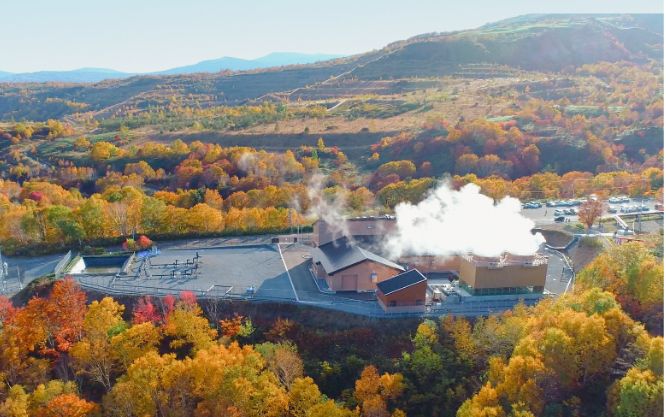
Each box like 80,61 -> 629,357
0,241 -> 662,417
0,120 -> 73,144
373,167 -> 663,207
98,101 -> 328,132
0,167 -> 662,253
0,180 -> 307,254
370,118 -> 662,181
0,280 -> 404,417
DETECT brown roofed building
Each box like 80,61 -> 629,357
376,269 -> 428,312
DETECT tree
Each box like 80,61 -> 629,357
256,342 -> 304,388
355,365 -> 405,417
69,297 -> 126,391
109,322 -> 161,372
33,393 -> 97,417
607,368 -> 663,417
0,385 -> 30,417
162,296 -> 217,354
577,242 -> 664,331
288,377 -> 323,417
578,199 -> 603,232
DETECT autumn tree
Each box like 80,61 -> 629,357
354,365 -> 405,417
578,199 -> 603,232
70,297 -> 126,391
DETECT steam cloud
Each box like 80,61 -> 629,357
304,173 -> 351,242
384,182 -> 544,258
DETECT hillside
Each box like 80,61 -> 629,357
0,53 -> 343,84
0,14 -> 661,121
157,52 -> 344,75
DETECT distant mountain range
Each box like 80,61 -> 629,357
0,14 -> 662,121
0,52 -> 344,83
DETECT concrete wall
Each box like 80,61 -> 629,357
325,260 -> 402,292
459,257 -> 547,289
377,280 -> 427,311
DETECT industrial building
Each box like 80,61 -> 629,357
312,238 -> 404,292
311,218 -> 549,308
457,254 -> 548,296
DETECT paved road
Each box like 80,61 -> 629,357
1,253 -> 65,295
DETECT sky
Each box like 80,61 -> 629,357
1,0 -> 662,73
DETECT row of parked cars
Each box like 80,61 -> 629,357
522,199 -> 585,209
554,208 -> 578,216
608,205 -> 651,214
521,201 -> 542,209
545,199 -> 584,207
608,196 -> 632,204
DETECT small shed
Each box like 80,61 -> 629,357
376,269 -> 427,312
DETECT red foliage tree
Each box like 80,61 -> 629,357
40,278 -> 87,357
159,294 -> 176,318
136,235 -> 153,249
179,291 -> 198,308
132,296 -> 160,324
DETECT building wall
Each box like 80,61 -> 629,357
325,260 -> 403,292
459,258 -> 547,290
377,280 -> 427,310
400,255 -> 461,273
315,219 -> 397,246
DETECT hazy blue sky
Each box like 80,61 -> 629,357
1,0 -> 662,73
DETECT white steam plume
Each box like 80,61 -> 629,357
384,182 -> 544,258
305,173 -> 351,243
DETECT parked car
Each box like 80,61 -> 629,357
565,208 -> 577,215
554,209 -> 563,216
608,207 -> 618,214
522,202 -> 541,209
554,216 -> 566,223
546,201 -> 557,207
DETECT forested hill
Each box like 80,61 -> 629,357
0,13 -> 662,121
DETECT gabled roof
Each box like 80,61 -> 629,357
376,269 -> 427,295
314,238 -> 404,275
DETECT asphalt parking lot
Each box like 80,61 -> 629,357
521,198 -> 658,226
77,244 -> 297,300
